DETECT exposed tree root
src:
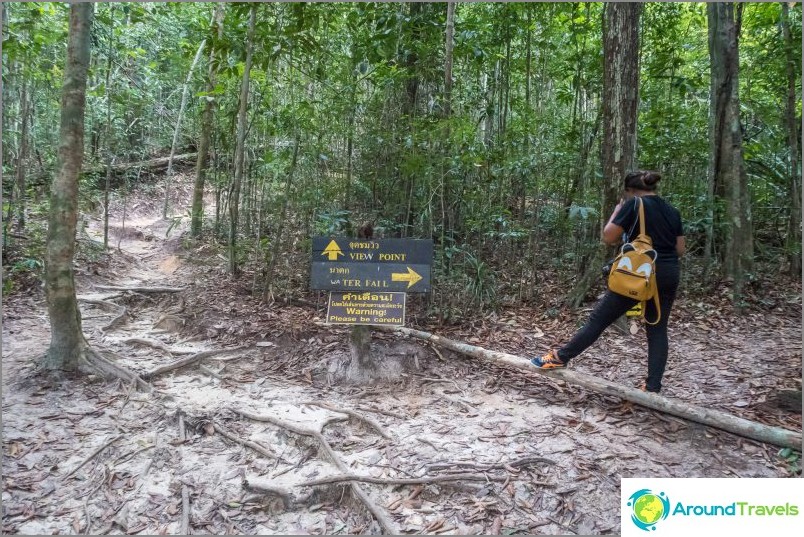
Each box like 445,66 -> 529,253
301,401 -> 391,439
242,476 -> 299,508
100,306 -> 129,333
80,345 -> 153,392
121,337 -> 177,355
142,346 -> 252,379
234,408 -> 398,535
95,285 -> 185,293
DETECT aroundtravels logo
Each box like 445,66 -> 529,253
627,489 -> 670,531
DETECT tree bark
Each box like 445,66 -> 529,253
707,2 -> 753,301
567,3 -> 641,309
228,4 -> 256,275
191,5 -> 225,238
601,2 -> 641,219
44,2 -> 94,371
781,2 -> 801,276
381,326 -> 802,450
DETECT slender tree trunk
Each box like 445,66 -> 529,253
707,2 -> 753,303
44,2 -> 93,371
163,37 -> 206,218
228,5 -> 256,275
191,5 -> 224,238
781,2 -> 801,276
103,7 -> 114,249
263,136 -> 300,300
14,82 -> 29,231
444,2 -> 455,119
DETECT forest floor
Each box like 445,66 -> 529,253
2,175 -> 802,535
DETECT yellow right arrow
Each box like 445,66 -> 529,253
321,240 -> 344,261
391,267 -> 423,288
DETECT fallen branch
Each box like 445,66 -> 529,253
300,472 -> 510,487
95,285 -> 186,293
302,401 -> 391,439
63,434 -> 124,479
427,455 -> 556,473
379,326 -> 802,450
143,346 -> 251,379
235,408 -> 398,535
86,153 -> 197,174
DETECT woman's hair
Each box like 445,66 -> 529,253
624,170 -> 661,191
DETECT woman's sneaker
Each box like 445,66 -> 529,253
530,350 -> 566,369
639,382 -> 660,394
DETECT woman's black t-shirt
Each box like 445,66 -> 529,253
612,195 -> 684,263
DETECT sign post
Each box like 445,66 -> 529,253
311,236 -> 433,377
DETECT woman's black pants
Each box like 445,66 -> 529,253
556,262 -> 679,392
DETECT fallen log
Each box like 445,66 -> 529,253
86,153 -> 197,175
380,326 -> 802,451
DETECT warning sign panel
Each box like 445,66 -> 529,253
325,292 -> 406,326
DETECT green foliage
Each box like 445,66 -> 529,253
5,1 -> 800,309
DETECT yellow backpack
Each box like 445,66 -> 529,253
607,197 -> 661,325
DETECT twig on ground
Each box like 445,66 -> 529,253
213,423 -> 277,461
63,434 -> 124,479
355,405 -> 405,420
426,455 -> 556,473
199,365 -> 224,380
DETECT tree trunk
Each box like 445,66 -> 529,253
601,2 -> 641,219
228,4 -> 256,275
163,37 -> 207,218
781,2 -> 801,276
263,136 -> 300,300
191,5 -> 224,238
707,2 -> 753,302
443,2 -> 455,119
567,3 -> 641,309
14,82 -> 29,231
44,2 -> 94,371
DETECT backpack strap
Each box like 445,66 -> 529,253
636,196 -> 646,237
644,294 -> 661,325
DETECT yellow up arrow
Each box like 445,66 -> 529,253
321,240 -> 344,261
391,267 -> 423,288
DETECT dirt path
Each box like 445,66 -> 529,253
2,190 -> 800,535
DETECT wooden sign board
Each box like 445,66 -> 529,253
312,237 -> 433,265
311,262 -> 431,292
326,291 -> 406,326
311,236 -> 433,293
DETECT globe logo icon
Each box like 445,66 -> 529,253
627,489 -> 670,531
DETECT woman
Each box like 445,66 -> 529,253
531,171 -> 685,393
